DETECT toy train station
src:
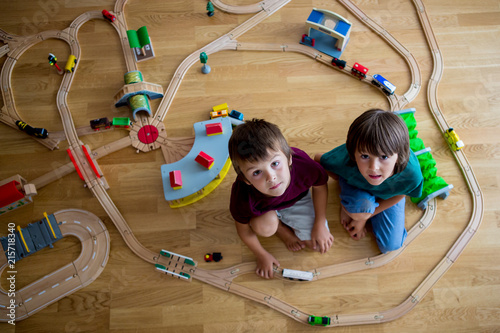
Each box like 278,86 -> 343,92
300,8 -> 352,58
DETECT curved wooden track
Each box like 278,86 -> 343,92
0,0 -> 484,328
0,209 -> 109,322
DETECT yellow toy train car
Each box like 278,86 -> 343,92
65,54 -> 77,73
444,128 -> 464,151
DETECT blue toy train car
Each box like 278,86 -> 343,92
372,74 -> 396,95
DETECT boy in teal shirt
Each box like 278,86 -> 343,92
315,109 -> 423,252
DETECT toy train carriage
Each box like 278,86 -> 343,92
102,9 -> 116,22
90,117 -> 111,131
15,120 -> 48,139
331,57 -> 346,69
308,315 -> 331,326
372,74 -> 396,95
444,128 -> 464,151
228,109 -> 243,121
65,55 -> 77,73
351,62 -> 368,79
112,117 -> 131,128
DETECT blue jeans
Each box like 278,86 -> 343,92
338,177 -> 407,253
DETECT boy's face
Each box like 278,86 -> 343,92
354,149 -> 398,186
239,149 -> 292,197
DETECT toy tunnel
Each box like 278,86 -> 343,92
129,94 -> 152,119
112,70 -> 164,121
122,71 -> 152,119
396,108 -> 453,209
124,70 -> 143,84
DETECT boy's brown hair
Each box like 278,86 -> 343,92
228,119 -> 292,178
346,109 -> 410,174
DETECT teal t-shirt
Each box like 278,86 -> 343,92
320,144 -> 423,200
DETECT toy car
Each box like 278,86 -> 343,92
102,9 -> 116,22
204,252 -> 223,262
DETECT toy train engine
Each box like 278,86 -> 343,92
65,55 -> 77,73
308,316 -> 331,326
102,9 -> 116,22
331,57 -> 346,69
15,120 -> 48,139
444,128 -> 464,151
351,62 -> 368,79
372,74 -> 396,95
90,117 -> 111,131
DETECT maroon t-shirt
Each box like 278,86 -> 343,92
230,147 -> 328,224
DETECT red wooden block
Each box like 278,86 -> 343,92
169,170 -> 182,189
205,122 -> 223,136
195,151 -> 214,169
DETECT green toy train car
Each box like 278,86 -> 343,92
308,315 -> 330,326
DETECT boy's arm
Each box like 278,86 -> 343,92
234,221 -> 280,279
311,183 -> 334,254
373,195 -> 405,216
314,153 -> 339,180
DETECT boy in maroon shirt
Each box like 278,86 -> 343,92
229,119 -> 334,278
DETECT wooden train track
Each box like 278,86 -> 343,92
0,0 -> 483,327
0,209 -> 110,321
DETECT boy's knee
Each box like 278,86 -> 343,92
378,238 -> 403,253
250,212 -> 279,237
341,198 -> 377,217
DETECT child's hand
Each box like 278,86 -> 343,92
255,252 -> 280,279
345,219 -> 367,240
311,222 -> 334,254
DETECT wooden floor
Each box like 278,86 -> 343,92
1,0 -> 499,332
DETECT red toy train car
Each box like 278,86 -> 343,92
102,9 -> 116,22
351,62 -> 369,79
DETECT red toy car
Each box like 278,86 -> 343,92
102,9 -> 116,22
204,252 -> 223,262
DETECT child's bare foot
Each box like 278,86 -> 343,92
276,223 -> 305,252
347,220 -> 367,240
340,207 -> 367,240
340,206 -> 352,229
